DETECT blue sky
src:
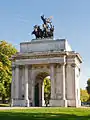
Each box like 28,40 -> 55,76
0,0 -> 90,89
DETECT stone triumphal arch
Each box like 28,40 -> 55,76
11,39 -> 82,107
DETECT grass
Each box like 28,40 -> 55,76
0,107 -> 90,120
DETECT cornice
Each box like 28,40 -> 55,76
11,51 -> 82,64
11,51 -> 66,60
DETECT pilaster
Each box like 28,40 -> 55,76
55,64 -> 62,99
31,70 -> 35,106
11,65 -> 15,106
50,64 -> 55,99
66,62 -> 79,107
42,82 -> 45,106
15,65 -> 19,99
39,80 -> 42,106
24,65 -> 29,107
61,63 -> 66,100
50,63 -> 67,107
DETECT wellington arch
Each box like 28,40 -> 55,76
11,39 -> 82,107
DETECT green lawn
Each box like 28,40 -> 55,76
0,107 -> 90,120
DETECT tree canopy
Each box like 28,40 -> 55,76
0,40 -> 17,102
86,78 -> 90,95
44,77 -> 51,106
80,88 -> 89,102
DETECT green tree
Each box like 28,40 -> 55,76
86,78 -> 90,101
0,40 -> 17,103
80,88 -> 89,102
44,77 -> 51,107
86,78 -> 90,94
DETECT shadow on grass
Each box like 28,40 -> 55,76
0,112 -> 90,120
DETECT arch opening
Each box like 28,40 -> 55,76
34,72 -> 51,107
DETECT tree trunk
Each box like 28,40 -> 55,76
2,95 -> 5,104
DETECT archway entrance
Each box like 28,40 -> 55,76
34,72 -> 51,107
35,83 -> 39,106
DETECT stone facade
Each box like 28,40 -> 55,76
11,39 -> 82,107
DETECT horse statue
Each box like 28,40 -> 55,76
32,25 -> 43,39
32,15 -> 54,39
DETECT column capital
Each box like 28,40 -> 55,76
56,63 -> 61,68
60,62 -> 66,66
66,63 -> 76,68
61,62 -> 66,100
15,64 -> 19,99
71,63 -> 76,68
24,63 -> 29,105
28,65 -> 32,69
19,65 -> 24,69
50,63 -> 55,67
50,62 -> 55,99
25,64 -> 29,68
15,65 -> 19,68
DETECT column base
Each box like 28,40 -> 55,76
12,99 -> 30,107
67,100 -> 81,107
49,99 -> 67,107
25,99 -> 29,107
78,100 -> 81,107
11,99 -> 14,107
42,100 -> 45,106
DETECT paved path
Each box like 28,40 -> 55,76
0,107 -> 43,110
0,106 -> 90,110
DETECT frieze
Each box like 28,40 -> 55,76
11,51 -> 82,64
32,65 -> 45,69
14,57 -> 65,65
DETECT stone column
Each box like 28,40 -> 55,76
21,66 -> 25,100
66,64 -> 74,99
24,65 -> 29,107
61,64 -> 66,100
50,64 -> 55,99
61,63 -> 67,107
31,70 -> 35,106
77,69 -> 81,107
28,65 -> 32,104
66,63 -> 77,107
56,64 -> 62,99
72,64 -> 78,107
32,83 -> 34,106
39,81 -> 42,106
19,66 -> 23,99
42,82 -> 45,106
11,65 -> 15,106
15,65 -> 19,99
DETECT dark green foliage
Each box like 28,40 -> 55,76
86,78 -> 90,94
0,40 -> 17,102
80,88 -> 89,102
